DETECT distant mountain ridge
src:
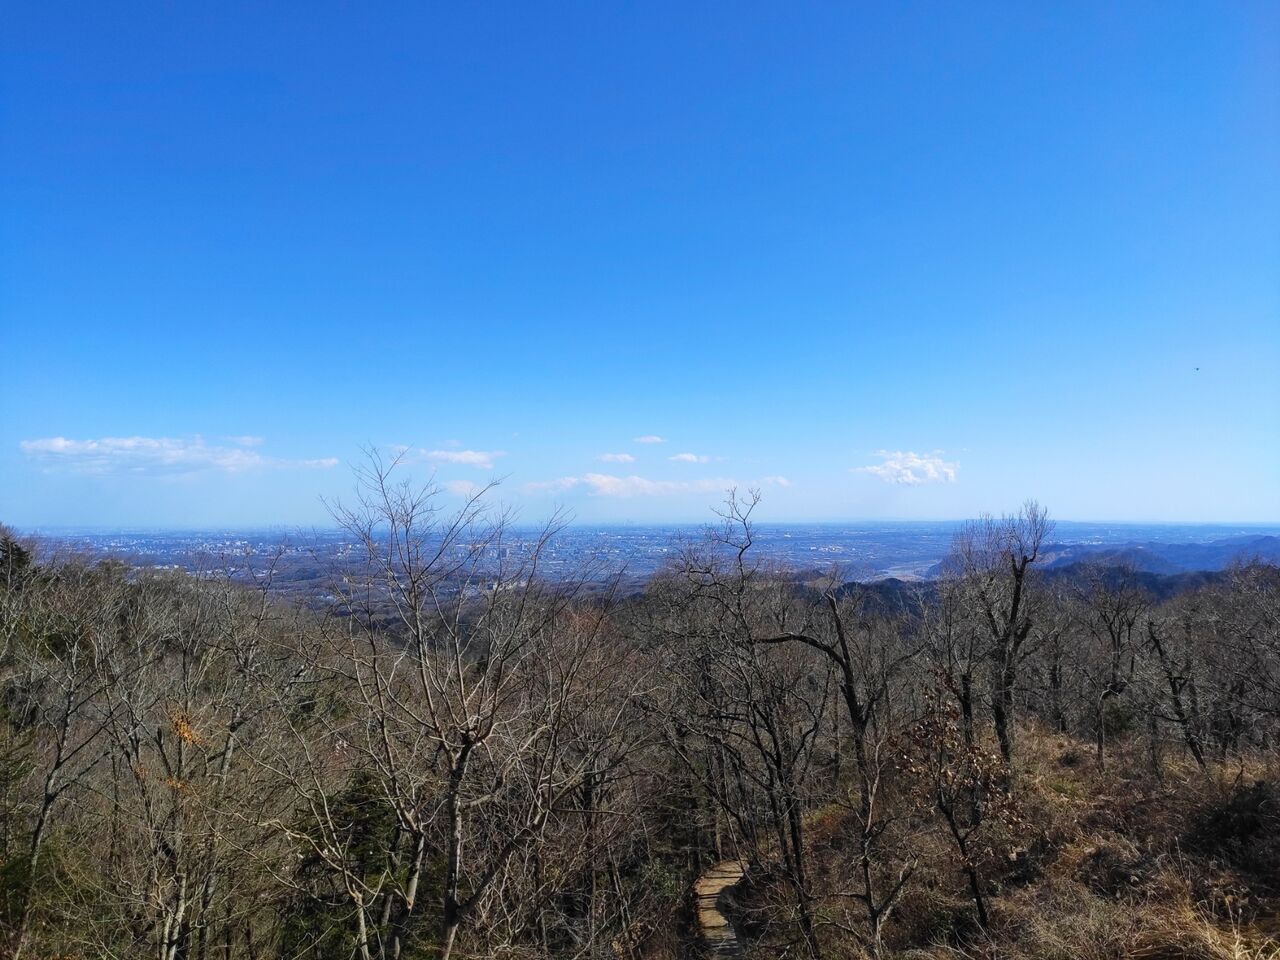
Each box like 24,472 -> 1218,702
922,534 -> 1280,580
1037,534 -> 1280,574
843,565 -> 1227,615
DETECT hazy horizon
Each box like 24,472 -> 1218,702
23,517 -> 1280,537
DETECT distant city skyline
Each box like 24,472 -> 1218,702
3,3 -> 1278,527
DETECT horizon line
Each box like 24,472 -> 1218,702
17,518 -> 1280,535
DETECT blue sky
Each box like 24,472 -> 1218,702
2,2 -> 1277,527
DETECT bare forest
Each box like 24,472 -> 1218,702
2,465 -> 1279,959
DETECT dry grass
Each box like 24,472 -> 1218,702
743,728 -> 1280,960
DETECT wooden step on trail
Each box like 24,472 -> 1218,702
693,859 -> 747,957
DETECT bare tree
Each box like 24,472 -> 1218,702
263,452 -> 634,960
905,694 -> 1023,932
5,560 -> 124,959
949,501 -> 1052,766
923,577 -> 985,750
1074,564 -> 1149,769
667,492 -> 920,957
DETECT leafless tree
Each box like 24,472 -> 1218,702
905,693 -> 1022,932
664,492 -> 921,957
1074,563 -> 1149,769
260,452 -> 637,960
948,501 -> 1052,766
4,560 -> 125,959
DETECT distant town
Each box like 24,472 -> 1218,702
26,520 -> 1280,599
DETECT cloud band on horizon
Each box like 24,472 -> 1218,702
20,436 -> 338,475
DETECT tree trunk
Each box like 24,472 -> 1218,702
958,674 -> 975,750
1096,695 -> 1108,770
992,673 -> 1015,766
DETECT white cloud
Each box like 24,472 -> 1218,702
580,473 -> 731,497
443,479 -> 483,497
524,472 -> 786,499
224,435 -> 265,447
598,452 -> 636,463
853,450 -> 958,486
523,476 -> 582,494
669,452 -> 710,463
20,436 -> 338,475
632,435 -> 665,444
423,449 -> 505,469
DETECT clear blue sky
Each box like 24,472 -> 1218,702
2,2 -> 1277,527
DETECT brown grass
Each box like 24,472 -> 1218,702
743,728 -> 1280,960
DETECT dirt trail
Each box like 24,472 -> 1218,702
692,859 -> 747,956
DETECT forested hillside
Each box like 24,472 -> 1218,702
2,473 -> 1278,959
